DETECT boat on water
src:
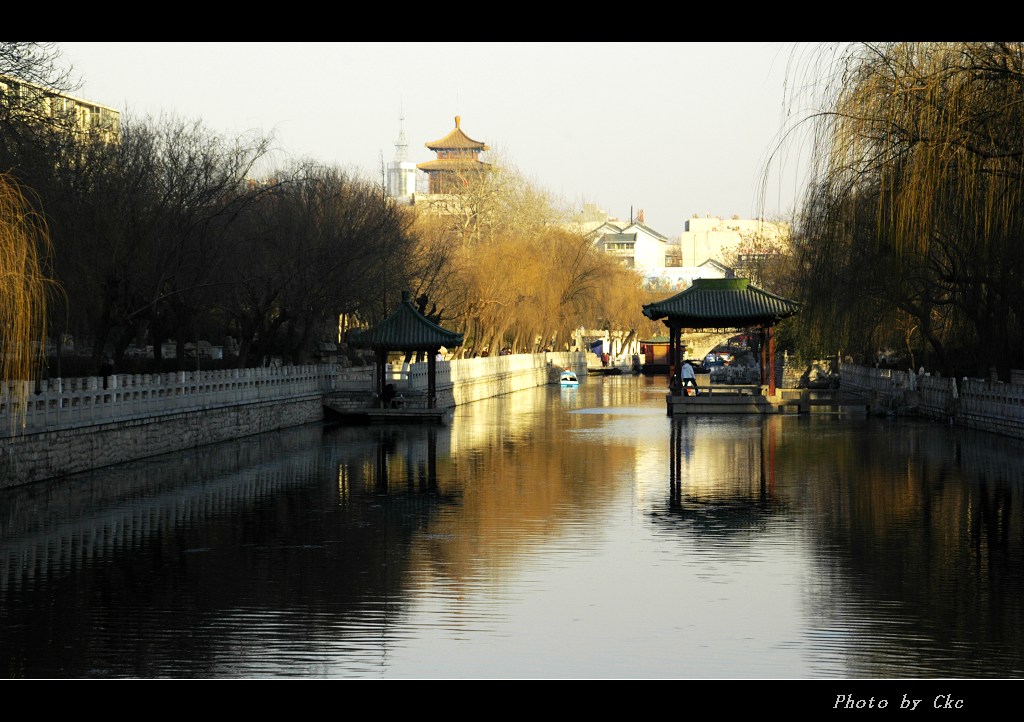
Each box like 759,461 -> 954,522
559,370 -> 579,386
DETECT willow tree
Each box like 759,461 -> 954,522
410,154 -> 577,356
406,148 -> 661,357
781,42 -> 1024,377
0,173 -> 53,428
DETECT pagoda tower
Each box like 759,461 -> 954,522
416,115 -> 490,194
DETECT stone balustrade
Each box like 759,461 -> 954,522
958,377 -> 1024,438
1,365 -> 336,438
840,363 -> 1024,439
0,353 -> 588,487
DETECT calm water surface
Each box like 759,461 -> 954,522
2,374 -> 1023,679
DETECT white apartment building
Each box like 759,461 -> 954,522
0,73 -> 120,143
677,214 -> 790,267
593,221 -> 668,271
583,206 -> 669,272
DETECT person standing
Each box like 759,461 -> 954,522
681,361 -> 697,395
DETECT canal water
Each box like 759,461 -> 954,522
2,374 -> 1023,680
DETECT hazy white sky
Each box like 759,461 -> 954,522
58,41 -> 815,239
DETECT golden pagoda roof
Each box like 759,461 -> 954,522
416,158 -> 490,172
425,115 -> 489,150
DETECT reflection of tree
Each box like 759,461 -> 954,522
655,412 -> 1024,675
796,421 -> 1024,676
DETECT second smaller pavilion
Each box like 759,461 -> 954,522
348,291 -> 464,422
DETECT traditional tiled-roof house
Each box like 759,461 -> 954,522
593,219 -> 669,271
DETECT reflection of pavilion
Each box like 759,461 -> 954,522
373,425 -> 439,494
329,423 -> 457,502
662,416 -> 784,531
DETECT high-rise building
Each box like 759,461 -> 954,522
385,112 -> 418,201
676,214 -> 790,267
0,73 -> 120,143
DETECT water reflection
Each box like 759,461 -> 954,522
791,420 -> 1024,678
654,412 -> 1024,678
665,416 -> 782,529
0,376 -> 1023,678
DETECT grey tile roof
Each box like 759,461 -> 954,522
624,222 -> 670,242
642,278 -> 800,327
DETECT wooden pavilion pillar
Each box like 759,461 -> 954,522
668,321 -> 682,395
767,325 -> 776,396
427,347 -> 437,409
759,327 -> 767,389
375,347 -> 387,406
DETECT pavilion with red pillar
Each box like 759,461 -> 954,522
642,277 -> 800,414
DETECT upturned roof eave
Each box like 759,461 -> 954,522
415,158 -> 490,172
650,312 -> 798,328
350,299 -> 464,350
424,129 -> 488,150
642,301 -> 801,325
641,281 -> 801,328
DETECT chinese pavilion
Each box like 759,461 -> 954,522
416,115 -> 490,193
348,290 -> 464,416
642,277 -> 800,411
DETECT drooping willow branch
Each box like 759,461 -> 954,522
0,172 -> 56,430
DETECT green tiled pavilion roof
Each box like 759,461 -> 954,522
642,277 -> 799,328
349,291 -> 464,351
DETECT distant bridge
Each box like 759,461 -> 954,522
683,331 -> 737,360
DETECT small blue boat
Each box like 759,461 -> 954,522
559,370 -> 579,387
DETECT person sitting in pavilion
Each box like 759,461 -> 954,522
379,383 -> 397,408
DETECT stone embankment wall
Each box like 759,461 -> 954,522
327,351 -> 587,412
1,353 -> 588,489
0,423 -> 329,592
451,352 -> 585,405
1,365 -> 335,489
840,363 -> 1024,440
